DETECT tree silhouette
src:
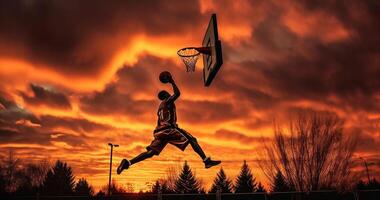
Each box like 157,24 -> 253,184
367,178 -> 380,189
74,178 -> 93,196
3,150 -> 20,193
41,160 -> 75,195
151,179 -> 172,194
16,161 -> 50,195
256,182 -> 266,193
357,178 -> 380,190
174,161 -> 200,193
271,171 -> 292,192
0,150 -> 45,195
151,180 -> 161,194
102,179 -> 126,194
0,164 -> 6,195
101,179 -> 134,194
96,190 -> 106,197
234,160 -> 257,193
163,166 -> 178,192
14,170 -> 33,195
260,112 -> 357,191
209,168 -> 232,193
24,161 -> 50,188
355,178 -> 380,200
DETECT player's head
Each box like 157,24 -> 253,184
158,90 -> 170,100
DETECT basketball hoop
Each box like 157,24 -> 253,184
177,47 -> 211,72
176,14 -> 222,86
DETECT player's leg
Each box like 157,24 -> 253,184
117,136 -> 165,175
177,128 -> 221,168
130,149 -> 156,165
117,150 -> 156,174
188,136 -> 207,160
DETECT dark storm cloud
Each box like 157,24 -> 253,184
242,118 -> 273,130
214,129 -> 269,144
0,0 -> 203,76
79,84 -> 155,117
116,64 -> 155,94
0,94 -> 40,124
257,43 -> 380,112
114,58 -> 162,95
0,92 -> 102,148
50,131 -> 89,147
355,131 -> 380,153
299,0 -> 380,36
114,54 -> 210,95
0,122 -> 91,150
76,55 -> 167,119
40,115 -> 110,133
253,10 -> 297,53
78,54 -> 244,122
0,114 -> 97,149
216,0 -> 380,114
178,100 -> 247,124
0,122 -> 49,145
21,84 -> 72,109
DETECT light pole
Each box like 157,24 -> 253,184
108,143 -> 119,196
359,157 -> 370,183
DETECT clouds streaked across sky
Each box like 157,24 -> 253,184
1,0 -> 379,191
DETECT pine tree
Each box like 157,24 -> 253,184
96,190 -> 106,197
41,160 -> 75,195
74,178 -> 93,196
209,168 -> 233,193
174,161 -> 200,193
160,181 -> 171,193
151,179 -> 172,194
256,182 -> 266,193
234,160 -> 257,193
271,171 -> 291,192
151,180 -> 161,193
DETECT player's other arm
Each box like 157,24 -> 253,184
167,77 -> 180,102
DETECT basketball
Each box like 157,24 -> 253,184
159,71 -> 172,83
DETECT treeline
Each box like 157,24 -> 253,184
0,152 -> 267,196
0,153 -> 94,196
148,161 -> 266,194
1,153 -> 379,197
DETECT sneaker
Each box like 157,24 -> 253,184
117,159 -> 131,174
204,157 -> 221,168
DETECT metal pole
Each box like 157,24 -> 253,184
108,144 -> 113,196
107,143 -> 119,197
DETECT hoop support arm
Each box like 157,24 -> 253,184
195,47 -> 211,55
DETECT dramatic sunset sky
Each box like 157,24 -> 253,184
0,0 -> 379,191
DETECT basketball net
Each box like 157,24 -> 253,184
177,48 -> 200,72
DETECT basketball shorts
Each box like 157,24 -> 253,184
147,127 -> 195,155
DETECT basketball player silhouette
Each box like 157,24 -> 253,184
117,71 -> 221,174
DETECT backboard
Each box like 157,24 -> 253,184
202,14 -> 223,87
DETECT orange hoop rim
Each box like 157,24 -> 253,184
177,47 -> 201,58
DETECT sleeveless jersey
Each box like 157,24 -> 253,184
155,100 -> 177,130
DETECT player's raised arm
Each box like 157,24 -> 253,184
167,77 -> 180,102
